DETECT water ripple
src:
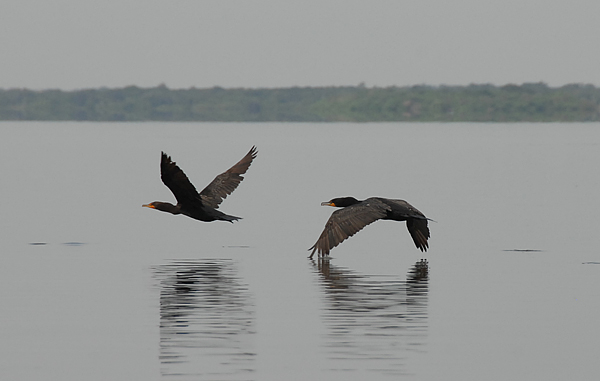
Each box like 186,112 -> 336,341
313,259 -> 429,376
152,259 -> 256,380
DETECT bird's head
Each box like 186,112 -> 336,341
142,201 -> 178,213
321,197 -> 360,207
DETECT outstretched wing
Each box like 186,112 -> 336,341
406,218 -> 430,252
309,199 -> 390,258
160,152 -> 202,206
385,199 -> 430,252
199,146 -> 257,209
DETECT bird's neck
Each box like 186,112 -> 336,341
154,202 -> 181,215
338,197 -> 361,207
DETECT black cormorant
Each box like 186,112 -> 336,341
309,197 -> 430,258
143,146 -> 257,223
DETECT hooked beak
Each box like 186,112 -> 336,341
142,204 -> 155,209
321,201 -> 336,207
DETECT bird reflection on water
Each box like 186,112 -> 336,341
152,259 -> 256,380
312,259 -> 429,376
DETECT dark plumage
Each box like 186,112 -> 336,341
143,146 -> 257,222
309,197 -> 430,258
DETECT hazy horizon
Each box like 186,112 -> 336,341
2,81 -> 597,92
3,0 -> 600,91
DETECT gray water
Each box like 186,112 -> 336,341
1,122 -> 599,380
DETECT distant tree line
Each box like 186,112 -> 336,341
1,83 -> 599,122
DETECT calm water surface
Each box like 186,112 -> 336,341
1,122 -> 599,380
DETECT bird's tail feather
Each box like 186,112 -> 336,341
221,214 -> 242,223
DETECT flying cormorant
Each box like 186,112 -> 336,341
309,197 -> 430,258
143,146 -> 257,223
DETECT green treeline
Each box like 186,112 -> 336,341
1,83 -> 599,122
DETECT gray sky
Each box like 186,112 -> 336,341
3,0 -> 600,90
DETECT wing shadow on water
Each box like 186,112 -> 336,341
312,258 -> 429,377
152,259 -> 256,380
